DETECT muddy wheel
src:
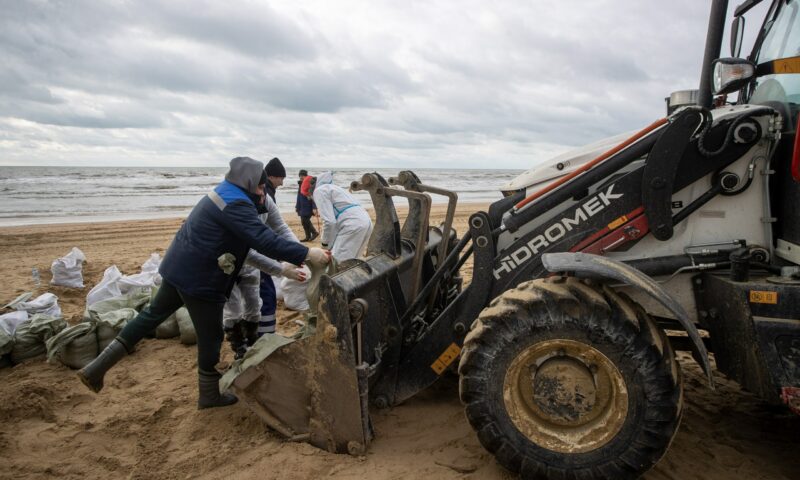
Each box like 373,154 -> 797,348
458,277 -> 682,479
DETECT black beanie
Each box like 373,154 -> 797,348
299,169 -> 308,176
265,157 -> 286,178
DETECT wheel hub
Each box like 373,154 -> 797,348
504,339 -> 628,454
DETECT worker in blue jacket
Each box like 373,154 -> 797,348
78,157 -> 331,409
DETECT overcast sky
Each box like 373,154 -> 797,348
0,1 -> 769,169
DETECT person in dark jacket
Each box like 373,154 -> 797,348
77,157 -> 331,410
264,157 -> 285,202
296,170 -> 318,242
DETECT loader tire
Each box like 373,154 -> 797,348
458,277 -> 682,480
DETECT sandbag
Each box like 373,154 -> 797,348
96,308 -> 137,350
0,330 -> 14,357
273,275 -> 284,301
50,247 -> 86,288
175,308 -> 196,345
0,311 -> 28,356
7,292 -> 62,318
281,265 -> 311,311
86,265 -> 123,306
119,253 -> 162,293
11,314 -> 67,364
46,322 -> 98,369
155,314 -> 180,339
83,290 -> 152,323
0,310 -> 28,336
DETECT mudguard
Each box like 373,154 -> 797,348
542,251 -> 713,386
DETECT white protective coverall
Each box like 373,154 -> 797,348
222,195 -> 299,329
313,171 -> 373,261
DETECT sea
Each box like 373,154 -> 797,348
0,166 -> 524,227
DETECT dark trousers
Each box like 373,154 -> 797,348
300,215 -> 317,239
117,280 -> 224,372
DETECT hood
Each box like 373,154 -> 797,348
317,171 -> 334,186
225,157 -> 265,194
500,131 -> 634,193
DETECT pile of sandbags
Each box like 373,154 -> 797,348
50,247 -> 86,288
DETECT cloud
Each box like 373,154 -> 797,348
0,0 -> 771,168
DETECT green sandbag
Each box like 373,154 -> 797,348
155,313 -> 180,339
46,322 -> 98,369
83,290 -> 152,323
96,308 -> 137,350
0,330 -> 13,357
10,314 -> 67,364
175,308 -> 196,345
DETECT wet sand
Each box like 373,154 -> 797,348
1,204 -> 798,479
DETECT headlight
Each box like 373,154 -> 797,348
712,58 -> 756,95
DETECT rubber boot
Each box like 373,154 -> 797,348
224,323 -> 247,360
243,321 -> 259,347
77,338 -> 128,393
198,369 -> 238,410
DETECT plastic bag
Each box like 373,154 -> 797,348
281,265 -> 311,311
46,322 -> 98,369
175,308 -> 196,345
50,247 -> 86,288
11,314 -> 67,363
7,292 -> 62,318
86,265 -> 123,306
96,308 -> 137,350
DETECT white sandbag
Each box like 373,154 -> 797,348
175,308 -> 196,345
46,322 -> 98,369
50,247 -> 86,288
272,275 -> 284,301
118,271 -> 159,295
281,265 -> 311,311
0,310 -> 28,336
96,308 -> 137,350
118,253 -> 163,294
86,265 -> 123,306
11,314 -> 67,363
0,311 -> 26,357
8,292 -> 62,318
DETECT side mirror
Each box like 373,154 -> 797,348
730,16 -> 745,57
712,57 -> 756,95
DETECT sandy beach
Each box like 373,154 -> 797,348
1,204 -> 798,480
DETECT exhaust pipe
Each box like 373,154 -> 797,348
698,0 -> 729,108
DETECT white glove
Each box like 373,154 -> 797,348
281,263 -> 307,282
305,247 -> 331,267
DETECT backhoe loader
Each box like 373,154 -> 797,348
223,0 -> 800,477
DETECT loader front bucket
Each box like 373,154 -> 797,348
221,171 -> 460,456
221,272 -> 371,455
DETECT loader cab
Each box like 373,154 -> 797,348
729,0 -> 800,264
